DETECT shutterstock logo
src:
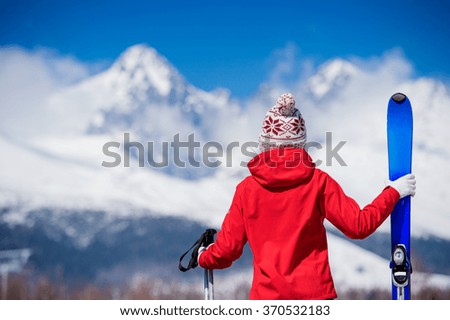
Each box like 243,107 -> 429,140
101,132 -> 347,168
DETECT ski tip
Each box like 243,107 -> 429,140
391,92 -> 407,103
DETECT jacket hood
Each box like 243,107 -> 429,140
248,148 -> 315,189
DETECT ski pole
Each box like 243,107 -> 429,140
203,268 -> 214,300
178,229 -> 217,299
203,230 -> 215,300
208,269 -> 214,299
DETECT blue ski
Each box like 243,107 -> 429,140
387,92 -> 413,300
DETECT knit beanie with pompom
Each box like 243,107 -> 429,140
258,93 -> 307,152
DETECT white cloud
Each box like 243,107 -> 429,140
0,46 -> 95,138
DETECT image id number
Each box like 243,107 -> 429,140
262,304 -> 331,316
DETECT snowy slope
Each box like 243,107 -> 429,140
327,234 -> 450,291
0,132 -> 239,227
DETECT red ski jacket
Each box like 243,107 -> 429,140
199,148 -> 399,299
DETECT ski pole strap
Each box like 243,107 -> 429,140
179,229 -> 217,272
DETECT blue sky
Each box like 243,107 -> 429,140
1,0 -> 449,97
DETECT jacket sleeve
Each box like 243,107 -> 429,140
320,173 -> 400,239
199,182 -> 248,270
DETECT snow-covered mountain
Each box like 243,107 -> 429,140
1,44 -> 449,294
68,45 -> 237,138
306,58 -> 359,100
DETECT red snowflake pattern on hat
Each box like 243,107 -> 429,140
262,116 -> 284,135
288,117 -> 305,135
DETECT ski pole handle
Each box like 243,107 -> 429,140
203,229 -> 216,247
